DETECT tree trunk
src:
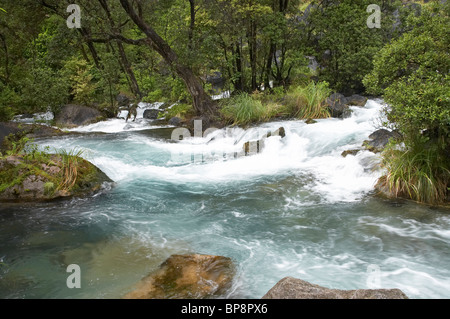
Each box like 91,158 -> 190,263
98,0 -> 142,99
119,0 -> 215,116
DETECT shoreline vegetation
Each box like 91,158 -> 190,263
0,0 -> 447,206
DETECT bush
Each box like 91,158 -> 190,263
377,137 -> 449,205
220,93 -> 272,126
365,1 -> 450,204
284,81 -> 331,119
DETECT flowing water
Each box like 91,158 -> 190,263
1,99 -> 449,299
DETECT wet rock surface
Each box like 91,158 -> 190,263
262,277 -> 408,299
123,254 -> 235,299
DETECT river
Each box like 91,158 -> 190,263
1,99 -> 449,299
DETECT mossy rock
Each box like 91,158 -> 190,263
123,254 -> 235,299
0,154 -> 113,202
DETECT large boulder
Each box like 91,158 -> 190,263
123,254 -> 235,299
55,104 -> 103,127
262,277 -> 408,299
363,129 -> 402,153
325,93 -> 350,118
143,109 -> 161,120
345,94 -> 368,107
0,154 -> 113,202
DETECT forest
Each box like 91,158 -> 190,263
0,0 -> 449,301
1,0 -> 448,204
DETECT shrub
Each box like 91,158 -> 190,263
377,138 -> 450,205
220,93 -> 271,126
284,81 -> 331,119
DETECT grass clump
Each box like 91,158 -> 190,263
284,81 -> 331,119
376,138 -> 450,205
220,92 -> 283,126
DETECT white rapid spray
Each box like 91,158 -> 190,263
49,99 -> 387,203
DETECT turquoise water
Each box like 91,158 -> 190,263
1,100 -> 449,299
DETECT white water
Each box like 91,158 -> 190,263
1,99 -> 449,299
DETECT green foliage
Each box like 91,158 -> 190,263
307,0 -> 399,94
377,137 -> 450,205
284,81 -> 331,119
62,57 -> 98,106
365,1 -> 450,204
163,103 -> 195,120
219,92 -> 280,126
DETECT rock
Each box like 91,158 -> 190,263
341,149 -> 360,157
168,117 -> 182,126
55,104 -> 103,127
117,94 -> 131,107
0,122 -> 66,151
305,118 -> 317,125
143,109 -> 161,120
0,154 -> 113,202
325,93 -> 350,118
262,277 -> 408,299
123,254 -> 235,299
346,94 -> 368,107
363,129 -> 402,153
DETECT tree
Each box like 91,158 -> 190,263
118,0 -> 216,116
364,1 -> 450,204
307,0 -> 399,94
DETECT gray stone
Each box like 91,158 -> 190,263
262,277 -> 408,299
326,93 -> 349,118
55,104 -> 102,127
168,117 -> 182,126
346,94 -> 368,107
143,109 -> 161,120
364,129 -> 402,153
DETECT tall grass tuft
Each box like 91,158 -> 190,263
57,148 -> 85,191
220,93 -> 275,126
284,81 -> 331,119
377,139 -> 450,205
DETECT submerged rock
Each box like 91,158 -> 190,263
123,254 -> 235,299
262,277 -> 408,299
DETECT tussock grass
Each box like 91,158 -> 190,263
284,82 -> 331,119
57,148 -> 85,192
220,93 -> 275,126
377,140 -> 450,205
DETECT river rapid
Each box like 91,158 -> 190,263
1,99 -> 449,299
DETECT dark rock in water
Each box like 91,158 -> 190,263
55,104 -> 103,127
305,118 -> 317,125
143,109 -> 161,120
326,93 -> 350,118
346,94 -> 368,107
123,254 -> 235,299
364,129 -> 401,153
341,149 -> 361,157
262,277 -> 408,299
168,117 -> 182,126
